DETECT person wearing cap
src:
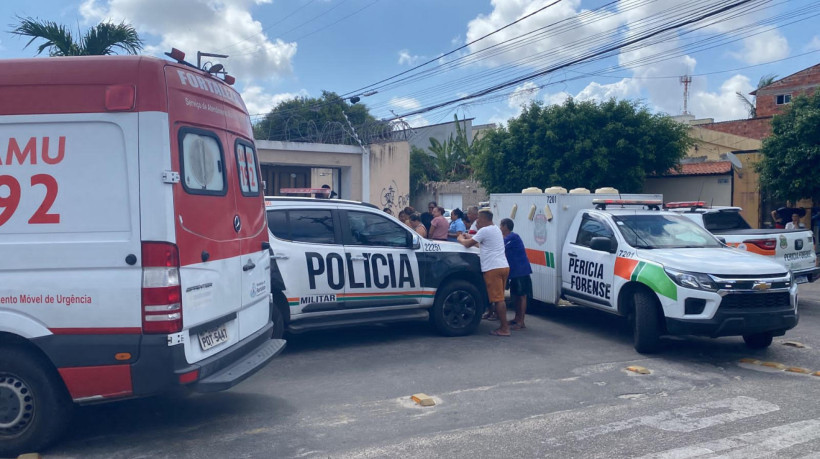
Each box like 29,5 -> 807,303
458,209 -> 511,336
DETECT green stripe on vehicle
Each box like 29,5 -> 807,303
635,263 -> 678,300
549,252 -> 555,268
630,261 -> 646,282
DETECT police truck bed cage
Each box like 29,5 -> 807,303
592,199 -> 662,210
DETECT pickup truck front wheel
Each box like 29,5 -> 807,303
431,280 -> 483,337
633,291 -> 662,354
743,332 -> 773,349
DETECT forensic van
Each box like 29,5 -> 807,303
490,187 -> 798,354
265,197 -> 487,336
0,51 -> 284,455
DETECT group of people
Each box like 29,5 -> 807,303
458,209 -> 532,337
384,201 -> 481,242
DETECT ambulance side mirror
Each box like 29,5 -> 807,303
590,236 -> 616,253
411,234 -> 421,250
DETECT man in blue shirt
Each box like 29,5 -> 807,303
500,218 -> 533,330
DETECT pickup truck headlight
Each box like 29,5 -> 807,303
664,268 -> 717,291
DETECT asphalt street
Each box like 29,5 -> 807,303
39,281 -> 820,458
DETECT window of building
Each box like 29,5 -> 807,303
776,94 -> 792,105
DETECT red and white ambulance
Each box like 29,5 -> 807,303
0,51 -> 284,455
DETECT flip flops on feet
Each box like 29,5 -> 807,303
490,329 -> 511,337
482,313 -> 499,321
509,320 -> 526,331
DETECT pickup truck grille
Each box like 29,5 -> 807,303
720,292 -> 791,309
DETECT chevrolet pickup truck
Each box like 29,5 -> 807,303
666,202 -> 819,284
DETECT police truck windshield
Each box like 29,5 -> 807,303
613,214 -> 722,249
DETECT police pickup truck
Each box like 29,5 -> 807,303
491,188 -> 798,353
666,202 -> 819,284
264,197 -> 487,336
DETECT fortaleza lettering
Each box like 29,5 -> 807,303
305,252 -> 416,290
568,257 -> 611,300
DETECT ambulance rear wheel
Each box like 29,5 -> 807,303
0,347 -> 73,457
633,291 -> 662,354
431,280 -> 482,337
743,332 -> 773,349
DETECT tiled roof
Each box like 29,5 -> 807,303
660,161 -> 732,177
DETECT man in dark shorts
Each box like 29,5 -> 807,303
500,218 -> 532,330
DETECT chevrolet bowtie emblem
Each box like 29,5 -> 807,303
752,281 -> 772,291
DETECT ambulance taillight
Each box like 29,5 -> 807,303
141,242 -> 183,334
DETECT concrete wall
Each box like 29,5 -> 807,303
407,118 -> 473,153
644,175 -> 733,207
413,180 -> 488,212
687,127 -> 762,160
368,141 -> 411,213
732,151 -> 762,227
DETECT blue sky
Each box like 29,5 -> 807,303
2,0 -> 819,128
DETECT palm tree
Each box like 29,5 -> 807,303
10,16 -> 143,56
736,73 -> 777,118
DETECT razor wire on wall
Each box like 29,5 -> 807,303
253,115 -> 416,145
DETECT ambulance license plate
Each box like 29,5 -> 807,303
199,324 -> 229,351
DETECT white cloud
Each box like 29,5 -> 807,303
398,49 -> 421,66
80,0 -> 297,81
507,81 -> 540,109
543,91 -> 572,106
731,30 -> 789,65
390,97 -> 422,110
575,78 -> 638,102
404,115 -> 430,128
690,74 -> 754,122
242,86 -> 309,117
465,0 -> 621,68
805,36 -> 820,52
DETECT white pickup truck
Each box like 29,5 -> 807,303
666,202 -> 819,284
491,189 -> 799,354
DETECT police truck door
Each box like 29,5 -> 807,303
342,210 -> 422,308
562,213 -> 616,309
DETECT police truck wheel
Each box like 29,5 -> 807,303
633,291 -> 662,354
431,280 -> 482,337
0,347 -> 73,457
743,332 -> 773,349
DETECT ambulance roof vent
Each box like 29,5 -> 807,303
544,186 -> 567,194
595,187 -> 619,194
569,187 -> 590,194
521,187 -> 543,194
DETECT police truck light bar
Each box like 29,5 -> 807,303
592,199 -> 662,210
665,201 -> 706,209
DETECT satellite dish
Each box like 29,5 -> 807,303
726,152 -> 742,169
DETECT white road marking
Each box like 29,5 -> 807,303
547,396 -> 779,445
638,418 -> 820,459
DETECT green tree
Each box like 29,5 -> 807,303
471,98 -> 693,194
10,16 -> 143,56
254,91 -> 386,143
736,73 -> 777,118
425,115 -> 482,181
757,91 -> 820,204
409,146 -> 441,197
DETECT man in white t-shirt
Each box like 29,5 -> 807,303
785,213 -> 806,230
458,209 -> 511,336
